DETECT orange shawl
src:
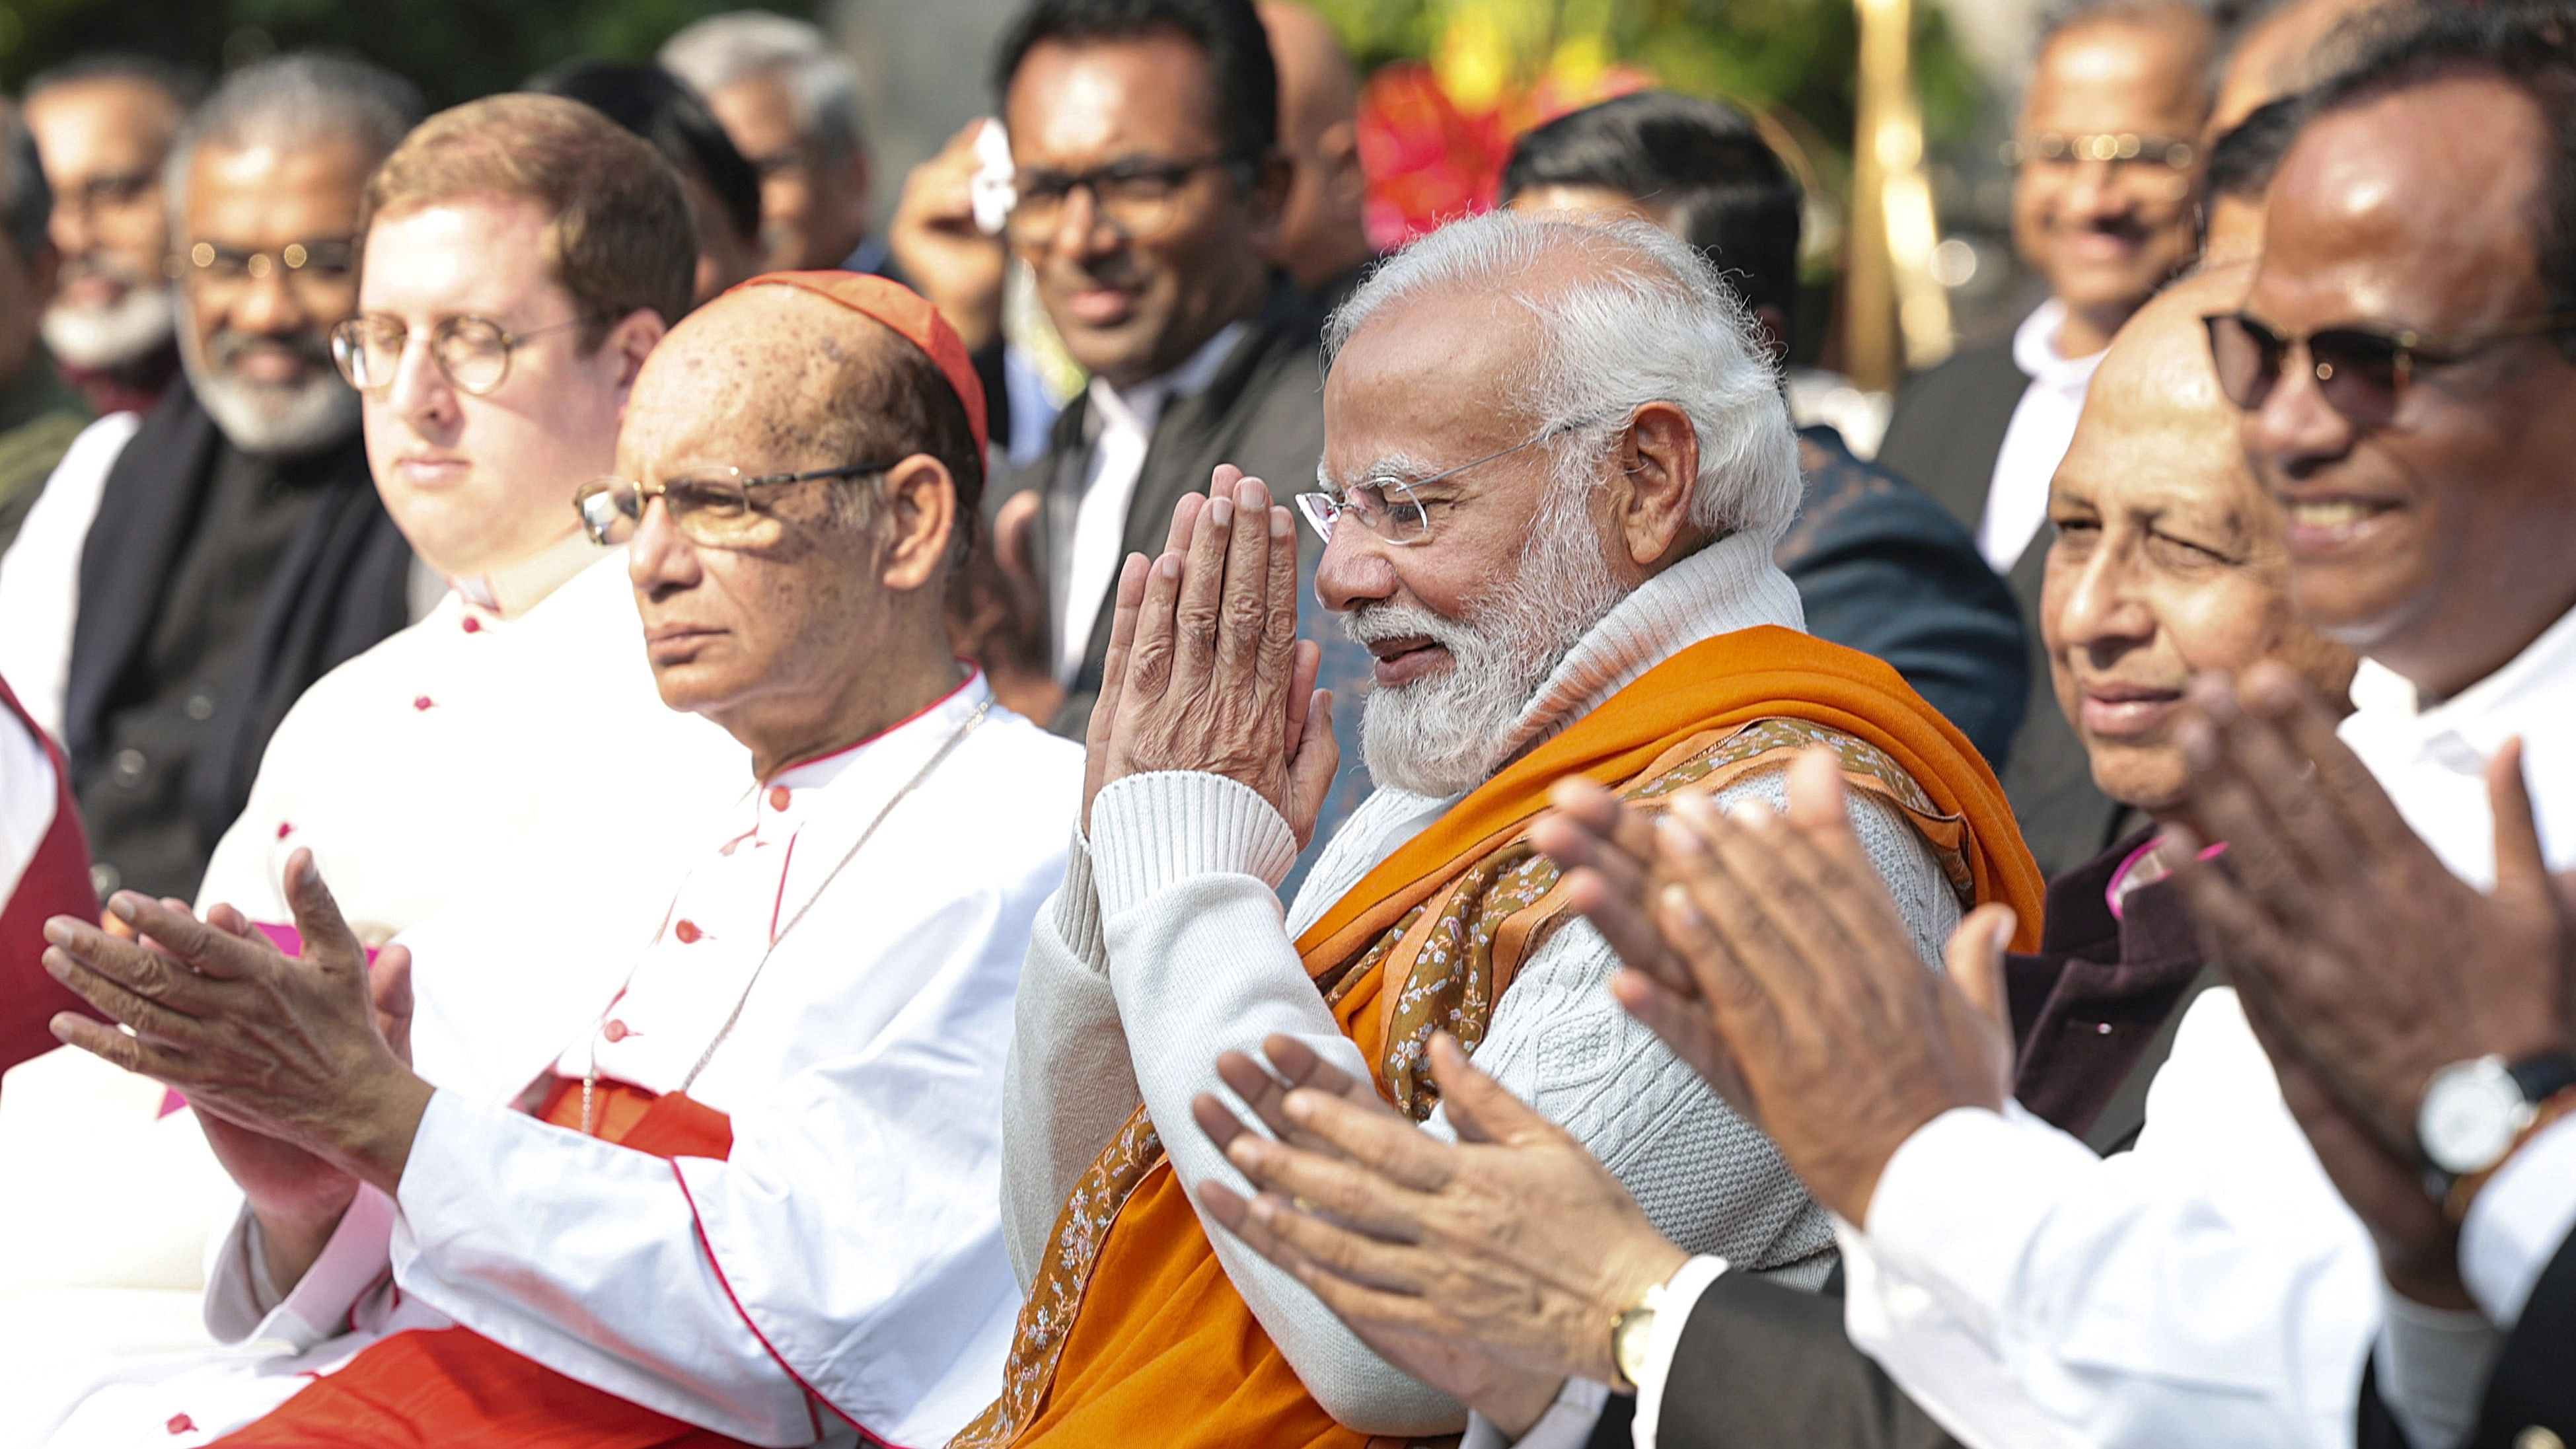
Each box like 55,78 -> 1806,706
956,624 -> 2042,1449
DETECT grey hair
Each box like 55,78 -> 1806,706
164,53 -> 423,229
660,11 -> 867,157
1325,210 -> 1804,546
0,106 -> 51,268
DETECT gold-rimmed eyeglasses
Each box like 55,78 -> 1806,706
174,237 -> 360,302
330,313 -> 608,398
2000,132 -> 2199,199
574,462 -> 899,548
1294,411 -> 1618,548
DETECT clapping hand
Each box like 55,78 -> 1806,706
1193,1032 -> 1686,1436
1558,749 -> 2020,1226
1084,467 -> 1336,846
2166,662 -> 2576,1306
44,849 -> 433,1201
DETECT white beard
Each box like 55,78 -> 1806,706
178,316 -> 360,458
42,285 -> 176,370
1344,480 -> 1629,798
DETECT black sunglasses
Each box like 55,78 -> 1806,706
2204,309 -> 2576,427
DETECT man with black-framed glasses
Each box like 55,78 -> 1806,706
988,0 -> 1336,748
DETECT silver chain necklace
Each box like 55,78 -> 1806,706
580,697 -> 992,1136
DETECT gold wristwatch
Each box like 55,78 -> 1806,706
1610,1281 -> 1669,1391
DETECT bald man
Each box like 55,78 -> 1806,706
1258,1 -> 1372,302
38,274 -> 1082,1448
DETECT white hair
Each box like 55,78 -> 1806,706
660,11 -> 867,155
164,53 -> 421,226
1325,210 -> 1804,547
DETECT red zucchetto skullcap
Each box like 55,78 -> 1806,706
720,271 -> 988,460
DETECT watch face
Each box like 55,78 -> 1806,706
2421,1058 -> 2524,1175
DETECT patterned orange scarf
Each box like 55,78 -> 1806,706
953,624 -> 2043,1449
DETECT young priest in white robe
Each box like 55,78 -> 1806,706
34,272 -> 1081,1448
0,96 -> 748,1399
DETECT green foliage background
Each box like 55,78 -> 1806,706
0,0 -> 805,100
1311,0 -> 1987,180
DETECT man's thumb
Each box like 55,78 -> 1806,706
1428,1032 -> 1540,1146
283,850 -> 361,967
1946,905 -> 2018,1039
2489,739 -> 2554,906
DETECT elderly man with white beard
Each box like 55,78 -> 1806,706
954,212 -> 2042,1449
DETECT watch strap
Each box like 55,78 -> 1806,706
2507,1051 -> 2576,1103
2443,1082 -> 2576,1226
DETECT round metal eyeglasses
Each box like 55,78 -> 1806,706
331,313 -> 607,398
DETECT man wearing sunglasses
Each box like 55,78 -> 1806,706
1745,11 -> 2576,1449
0,54 -> 420,914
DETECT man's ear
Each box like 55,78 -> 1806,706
1614,400 -> 1703,571
1243,150 -> 1293,251
880,453 -> 959,594
607,309 -> 669,406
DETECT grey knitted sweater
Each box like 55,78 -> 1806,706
1001,531 -> 1962,1434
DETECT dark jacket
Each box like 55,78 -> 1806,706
1012,280 -> 1328,739
1877,337 -> 2125,877
63,381 -> 412,887
1782,426 -> 2025,769
1590,831 -> 2211,1449
2361,1221 -> 2576,1449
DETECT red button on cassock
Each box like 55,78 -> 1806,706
166,1415 -> 196,1435
460,616 -> 482,634
413,696 -> 435,711
673,919 -> 702,944
767,786 -> 791,811
603,1020 -> 629,1043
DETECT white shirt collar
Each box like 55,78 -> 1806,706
1085,320 -> 1247,440
2012,298 -> 2109,396
2341,601 -> 2576,886
451,529 -> 612,620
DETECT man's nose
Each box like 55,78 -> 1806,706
1049,186 -> 1121,264
2060,161 -> 2131,223
1313,523 -> 1398,615
2053,546 -> 2152,658
230,268 -> 313,337
385,332 -> 458,432
628,495 -> 702,595
2246,349 -> 2361,475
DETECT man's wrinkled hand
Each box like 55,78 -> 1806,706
1096,467 -> 1334,845
2167,663 -> 2573,1153
1192,1033 -> 1686,1434
1642,749 -> 2019,1225
43,850 -> 434,1196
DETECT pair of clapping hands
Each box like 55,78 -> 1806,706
1189,663 -> 2575,1431
1082,467 -> 1339,848
1190,745 -> 2024,1434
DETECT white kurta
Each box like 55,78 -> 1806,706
0,538 -> 749,1446
45,673 -> 1080,1449
1821,603 -> 2576,1449
0,412 -> 143,741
